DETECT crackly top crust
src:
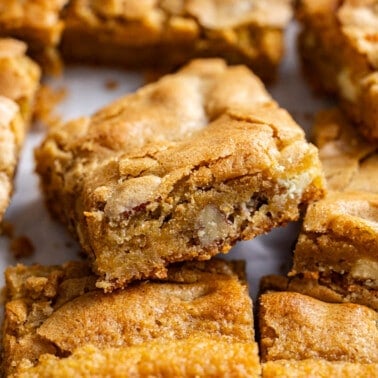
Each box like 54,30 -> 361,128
67,0 -> 292,33
313,108 -> 378,193
0,38 -> 41,121
0,96 -> 23,221
259,291 -> 378,363
14,338 -> 261,378
297,0 -> 378,69
0,0 -> 68,45
3,259 -> 254,375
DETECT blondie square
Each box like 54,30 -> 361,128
2,259 -> 260,377
296,0 -> 378,140
284,108 -> 378,310
259,291 -> 378,376
0,0 -> 68,72
62,0 -> 293,82
35,59 -> 325,290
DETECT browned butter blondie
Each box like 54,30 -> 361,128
284,108 -> 378,310
35,59 -> 325,291
296,0 -> 378,141
62,0 -> 293,82
259,291 -> 378,377
2,259 -> 260,377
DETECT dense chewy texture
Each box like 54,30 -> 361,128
62,0 -> 292,82
0,38 -> 40,222
35,59 -> 325,290
2,259 -> 260,377
0,0 -> 67,72
297,0 -> 378,140
259,292 -> 378,365
282,108 -> 378,310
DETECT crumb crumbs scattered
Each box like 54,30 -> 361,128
33,84 -> 67,129
10,236 -> 35,259
0,221 -> 14,238
104,79 -> 119,91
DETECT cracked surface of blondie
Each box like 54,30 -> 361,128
36,59 -> 325,290
297,0 -> 378,140
62,0 -> 292,81
2,259 -> 259,377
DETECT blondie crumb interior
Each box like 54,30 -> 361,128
62,0 -> 292,82
296,0 -> 378,140
35,59 -> 325,290
259,291 -> 378,376
0,38 -> 40,223
0,1 -> 67,72
2,259 -> 260,377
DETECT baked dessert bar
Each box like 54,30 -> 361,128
62,0 -> 293,82
313,108 -> 378,193
0,97 -> 23,222
0,39 -> 40,222
0,0 -> 68,72
283,108 -> 378,310
289,191 -> 378,311
35,59 -> 325,290
2,259 -> 260,377
259,291 -> 378,376
296,0 -> 378,141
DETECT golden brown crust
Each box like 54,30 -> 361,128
262,359 -> 378,378
35,59 -> 325,290
297,0 -> 378,140
259,291 -> 378,363
62,0 -> 293,81
0,1 -> 67,72
2,259 -> 257,376
14,338 -> 261,378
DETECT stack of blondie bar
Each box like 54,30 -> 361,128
0,0 -> 377,377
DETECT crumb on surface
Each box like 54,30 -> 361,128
10,235 -> 35,259
104,79 -> 119,90
33,84 -> 67,129
0,221 -> 14,238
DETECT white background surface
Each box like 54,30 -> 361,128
0,23 -> 329,301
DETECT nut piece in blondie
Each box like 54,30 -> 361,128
62,0 -> 293,82
296,0 -> 378,140
35,59 -> 325,290
259,291 -> 378,369
2,259 -> 260,377
0,1 -> 68,72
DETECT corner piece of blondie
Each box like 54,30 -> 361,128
35,59 -> 325,291
2,259 -> 260,377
